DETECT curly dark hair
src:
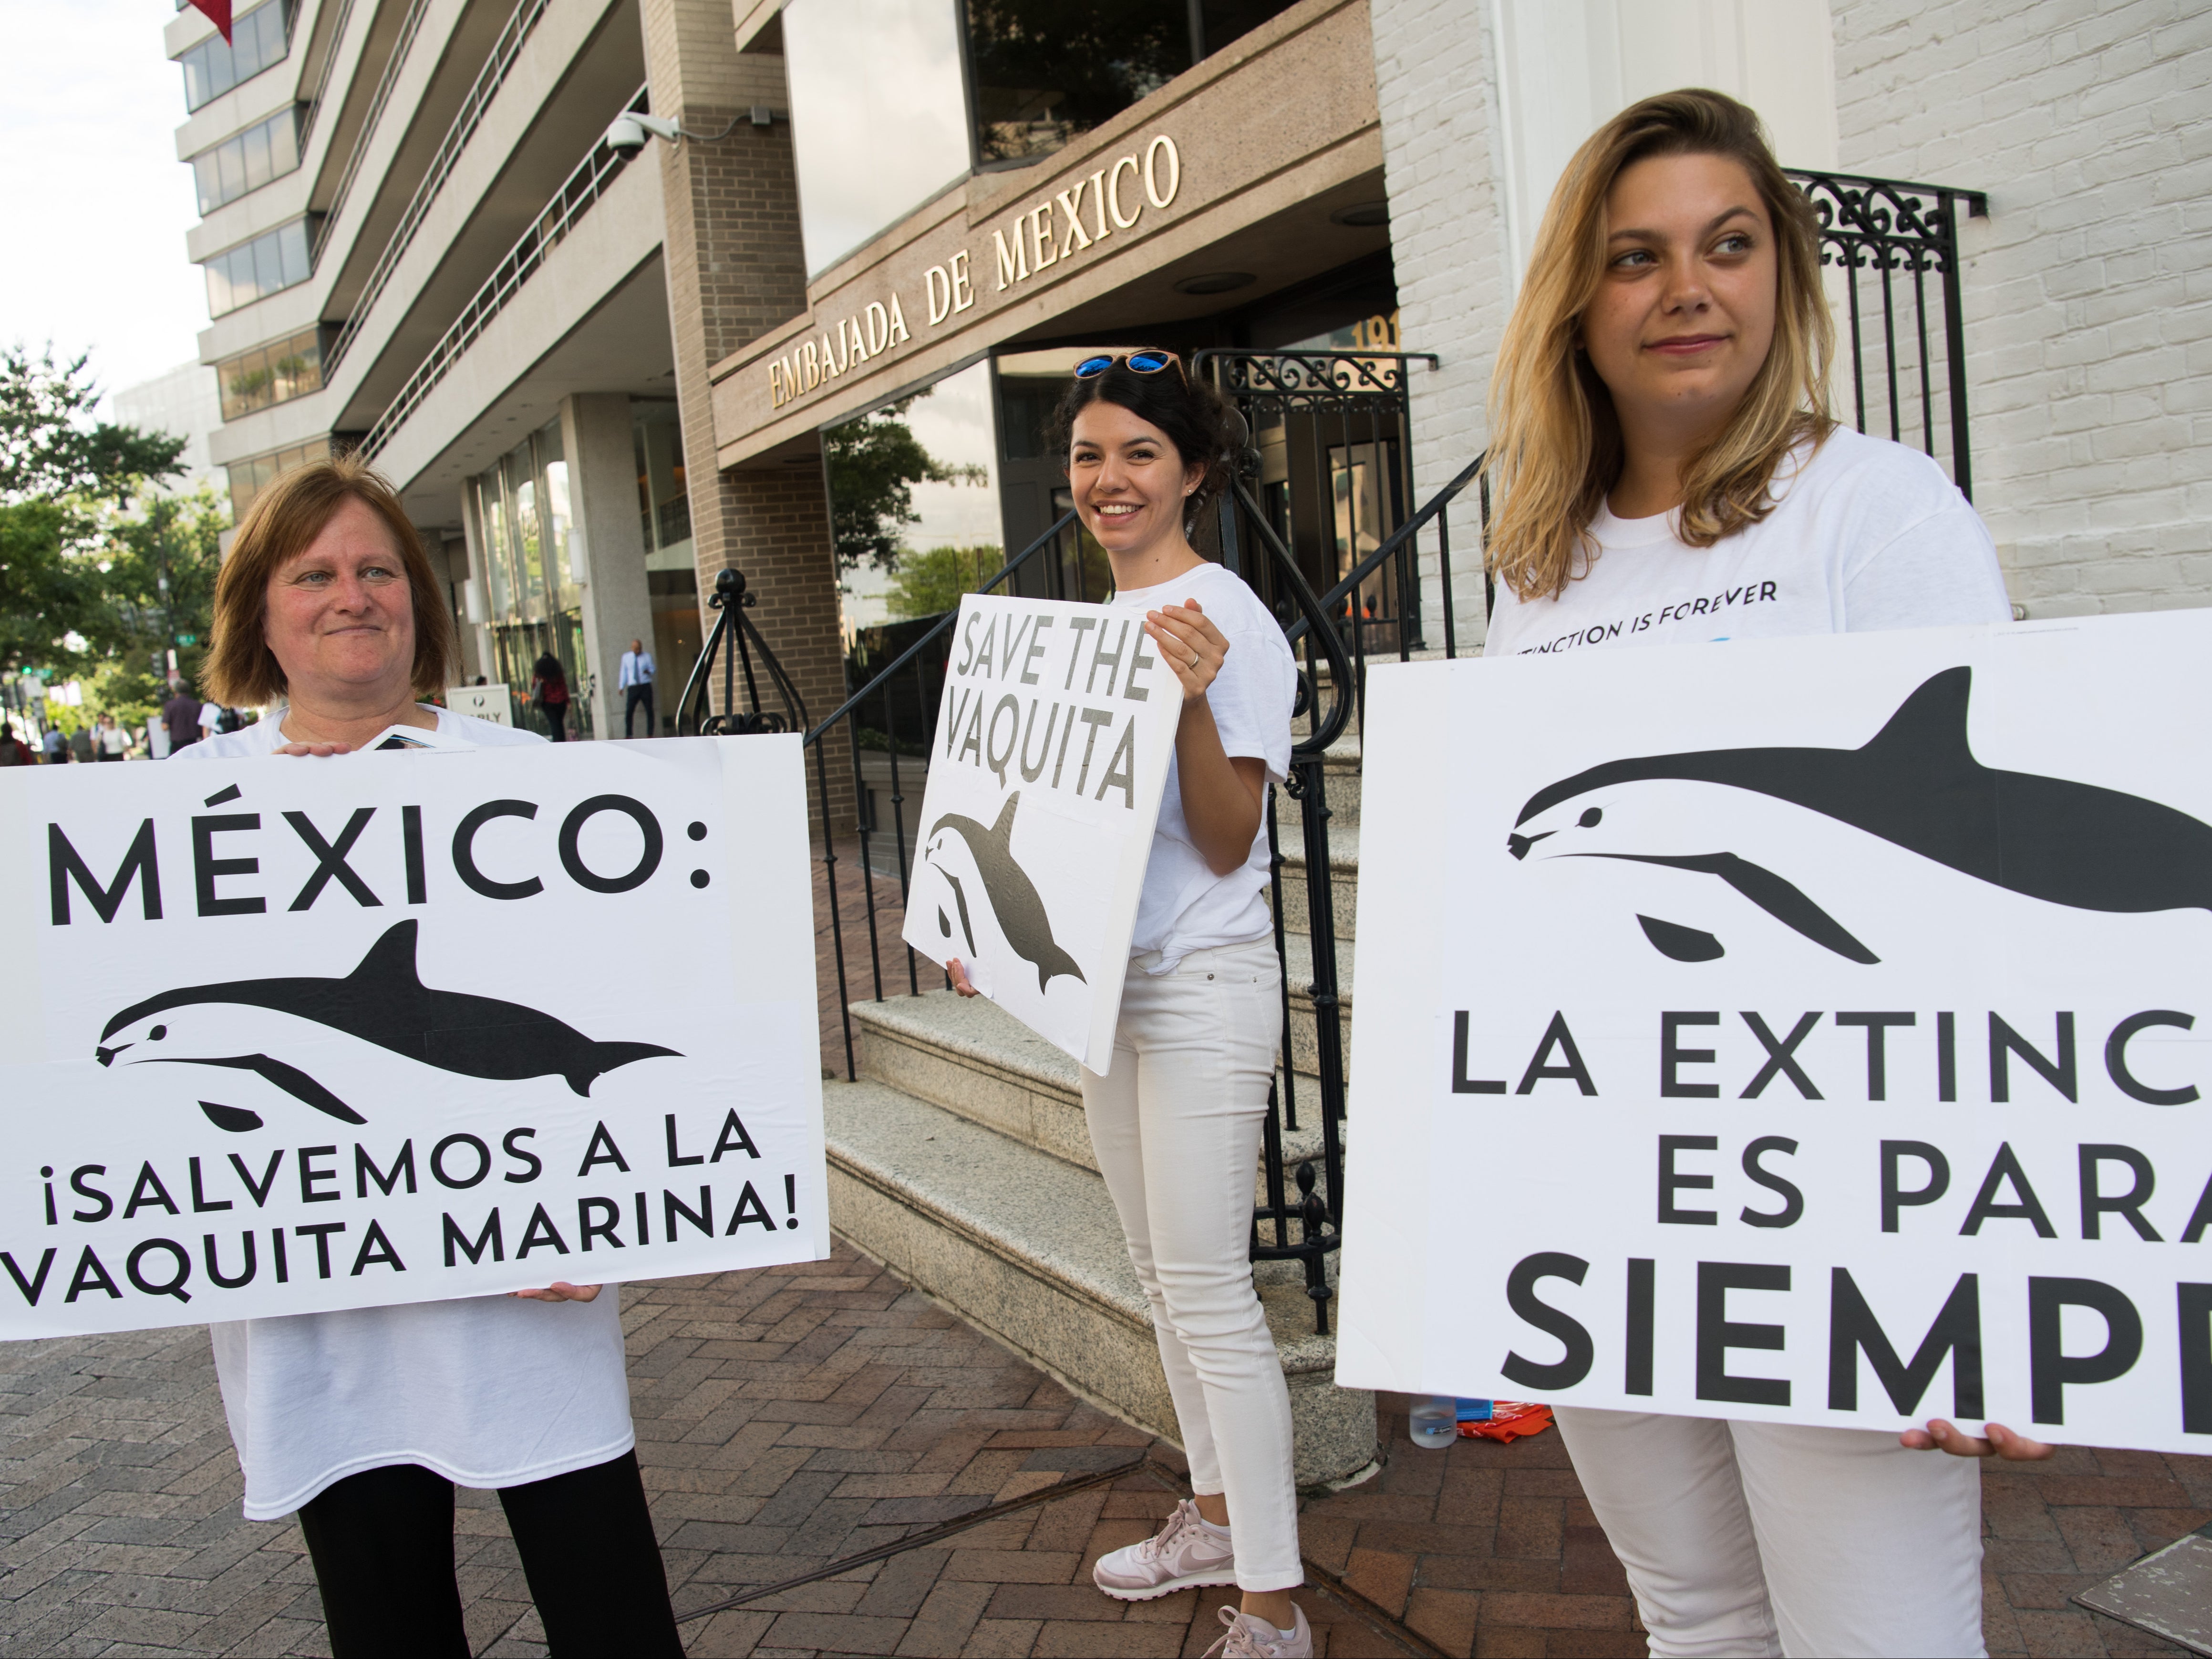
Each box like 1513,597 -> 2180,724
1044,355 -> 1245,527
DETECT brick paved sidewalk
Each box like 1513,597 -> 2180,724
0,1240 -> 2206,1657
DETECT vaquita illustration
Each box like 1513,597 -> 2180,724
923,793 -> 1087,993
96,918 -> 680,1131
1509,666 -> 2212,964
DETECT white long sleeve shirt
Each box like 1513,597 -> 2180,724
618,650 -> 655,689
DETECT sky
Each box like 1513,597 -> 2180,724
1,2 -> 210,410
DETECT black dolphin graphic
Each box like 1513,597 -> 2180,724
97,919 -> 679,1129
924,793 -> 1086,994
1515,666 -> 2212,960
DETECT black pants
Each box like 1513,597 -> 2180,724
624,683 -> 655,738
296,1452 -> 680,1657
540,702 -> 569,740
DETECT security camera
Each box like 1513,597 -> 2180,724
604,112 -> 683,153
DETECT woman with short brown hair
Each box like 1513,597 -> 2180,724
1481,90 -> 2026,1656
179,456 -> 680,1656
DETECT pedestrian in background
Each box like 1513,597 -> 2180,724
1478,88 -> 2025,1659
40,725 -> 67,763
161,677 -> 200,757
0,727 -> 35,765
618,637 -> 655,738
68,723 -> 94,764
526,652 -> 571,741
95,713 -> 129,761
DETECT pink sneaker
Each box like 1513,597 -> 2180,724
1203,1602 -> 1313,1658
1091,1498 -> 1238,1600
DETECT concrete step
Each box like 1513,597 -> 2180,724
1273,821 -> 1358,941
849,991 -> 1338,1187
825,1078 -> 1375,1487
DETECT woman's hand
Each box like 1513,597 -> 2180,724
511,1282 -> 601,1302
271,742 -> 353,758
945,958 -> 981,998
1144,600 -> 1231,703
1900,1419 -> 2055,1460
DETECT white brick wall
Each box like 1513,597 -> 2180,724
1832,0 -> 2212,615
1370,0 -> 1513,649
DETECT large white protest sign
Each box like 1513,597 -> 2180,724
1338,610 -> 2212,1453
0,735 -> 825,1338
900,594 -> 1182,1071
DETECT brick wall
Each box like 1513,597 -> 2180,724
1368,0 -> 1514,648
1832,0 -> 2212,616
639,0 -> 848,828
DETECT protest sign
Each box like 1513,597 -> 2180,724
0,734 -> 825,1338
1338,610 -> 2212,1453
446,684 -> 513,725
900,593 -> 1182,1071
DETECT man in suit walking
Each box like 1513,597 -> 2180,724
619,638 -> 656,739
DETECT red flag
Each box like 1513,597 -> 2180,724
188,0 -> 232,43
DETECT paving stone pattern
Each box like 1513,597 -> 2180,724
0,1242 -> 2206,1657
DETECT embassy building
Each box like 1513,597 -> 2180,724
169,0 -> 2209,1473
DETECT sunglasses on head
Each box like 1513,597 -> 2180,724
1074,350 -> 1184,382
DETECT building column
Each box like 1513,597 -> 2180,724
1370,0 -> 1512,650
560,393 -> 655,738
641,0 -> 845,817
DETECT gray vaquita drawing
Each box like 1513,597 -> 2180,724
923,793 -> 1087,993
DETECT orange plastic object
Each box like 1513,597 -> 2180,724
1458,1401 -> 1554,1442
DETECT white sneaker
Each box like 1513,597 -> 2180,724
1203,1602 -> 1313,1658
1091,1497 -> 1238,1600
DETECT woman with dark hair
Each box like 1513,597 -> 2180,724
527,651 -> 571,741
177,455 -> 680,1658
947,351 -> 1308,1658
1482,89 -> 2026,1656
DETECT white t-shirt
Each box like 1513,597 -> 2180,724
1108,562 -> 1297,972
174,705 -> 635,1519
1484,427 -> 2012,657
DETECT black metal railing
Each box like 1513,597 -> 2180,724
1788,169 -> 1988,498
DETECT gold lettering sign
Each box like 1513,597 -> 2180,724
766,134 -> 1184,412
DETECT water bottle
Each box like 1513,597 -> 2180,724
1408,1395 -> 1457,1448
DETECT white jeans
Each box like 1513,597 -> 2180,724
1081,938 -> 1301,1591
1555,1408 -> 1985,1657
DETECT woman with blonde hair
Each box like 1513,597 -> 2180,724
1483,90 -> 2028,1656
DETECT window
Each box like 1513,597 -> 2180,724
633,402 -> 692,561
824,359 -> 1001,633
963,1 -> 1298,166
192,108 -> 302,214
469,423 -> 582,629
468,423 -> 591,735
204,218 -> 312,316
226,438 -> 329,521
180,0 -> 296,112
782,0 -> 972,276
217,327 -> 324,421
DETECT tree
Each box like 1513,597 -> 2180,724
0,345 -> 184,505
0,346 -> 187,681
885,545 -> 1004,619
84,486 -> 228,697
825,394 -> 986,572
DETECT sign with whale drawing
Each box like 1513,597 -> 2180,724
1337,610 -> 2212,1453
0,734 -> 826,1337
899,593 -> 1182,1071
